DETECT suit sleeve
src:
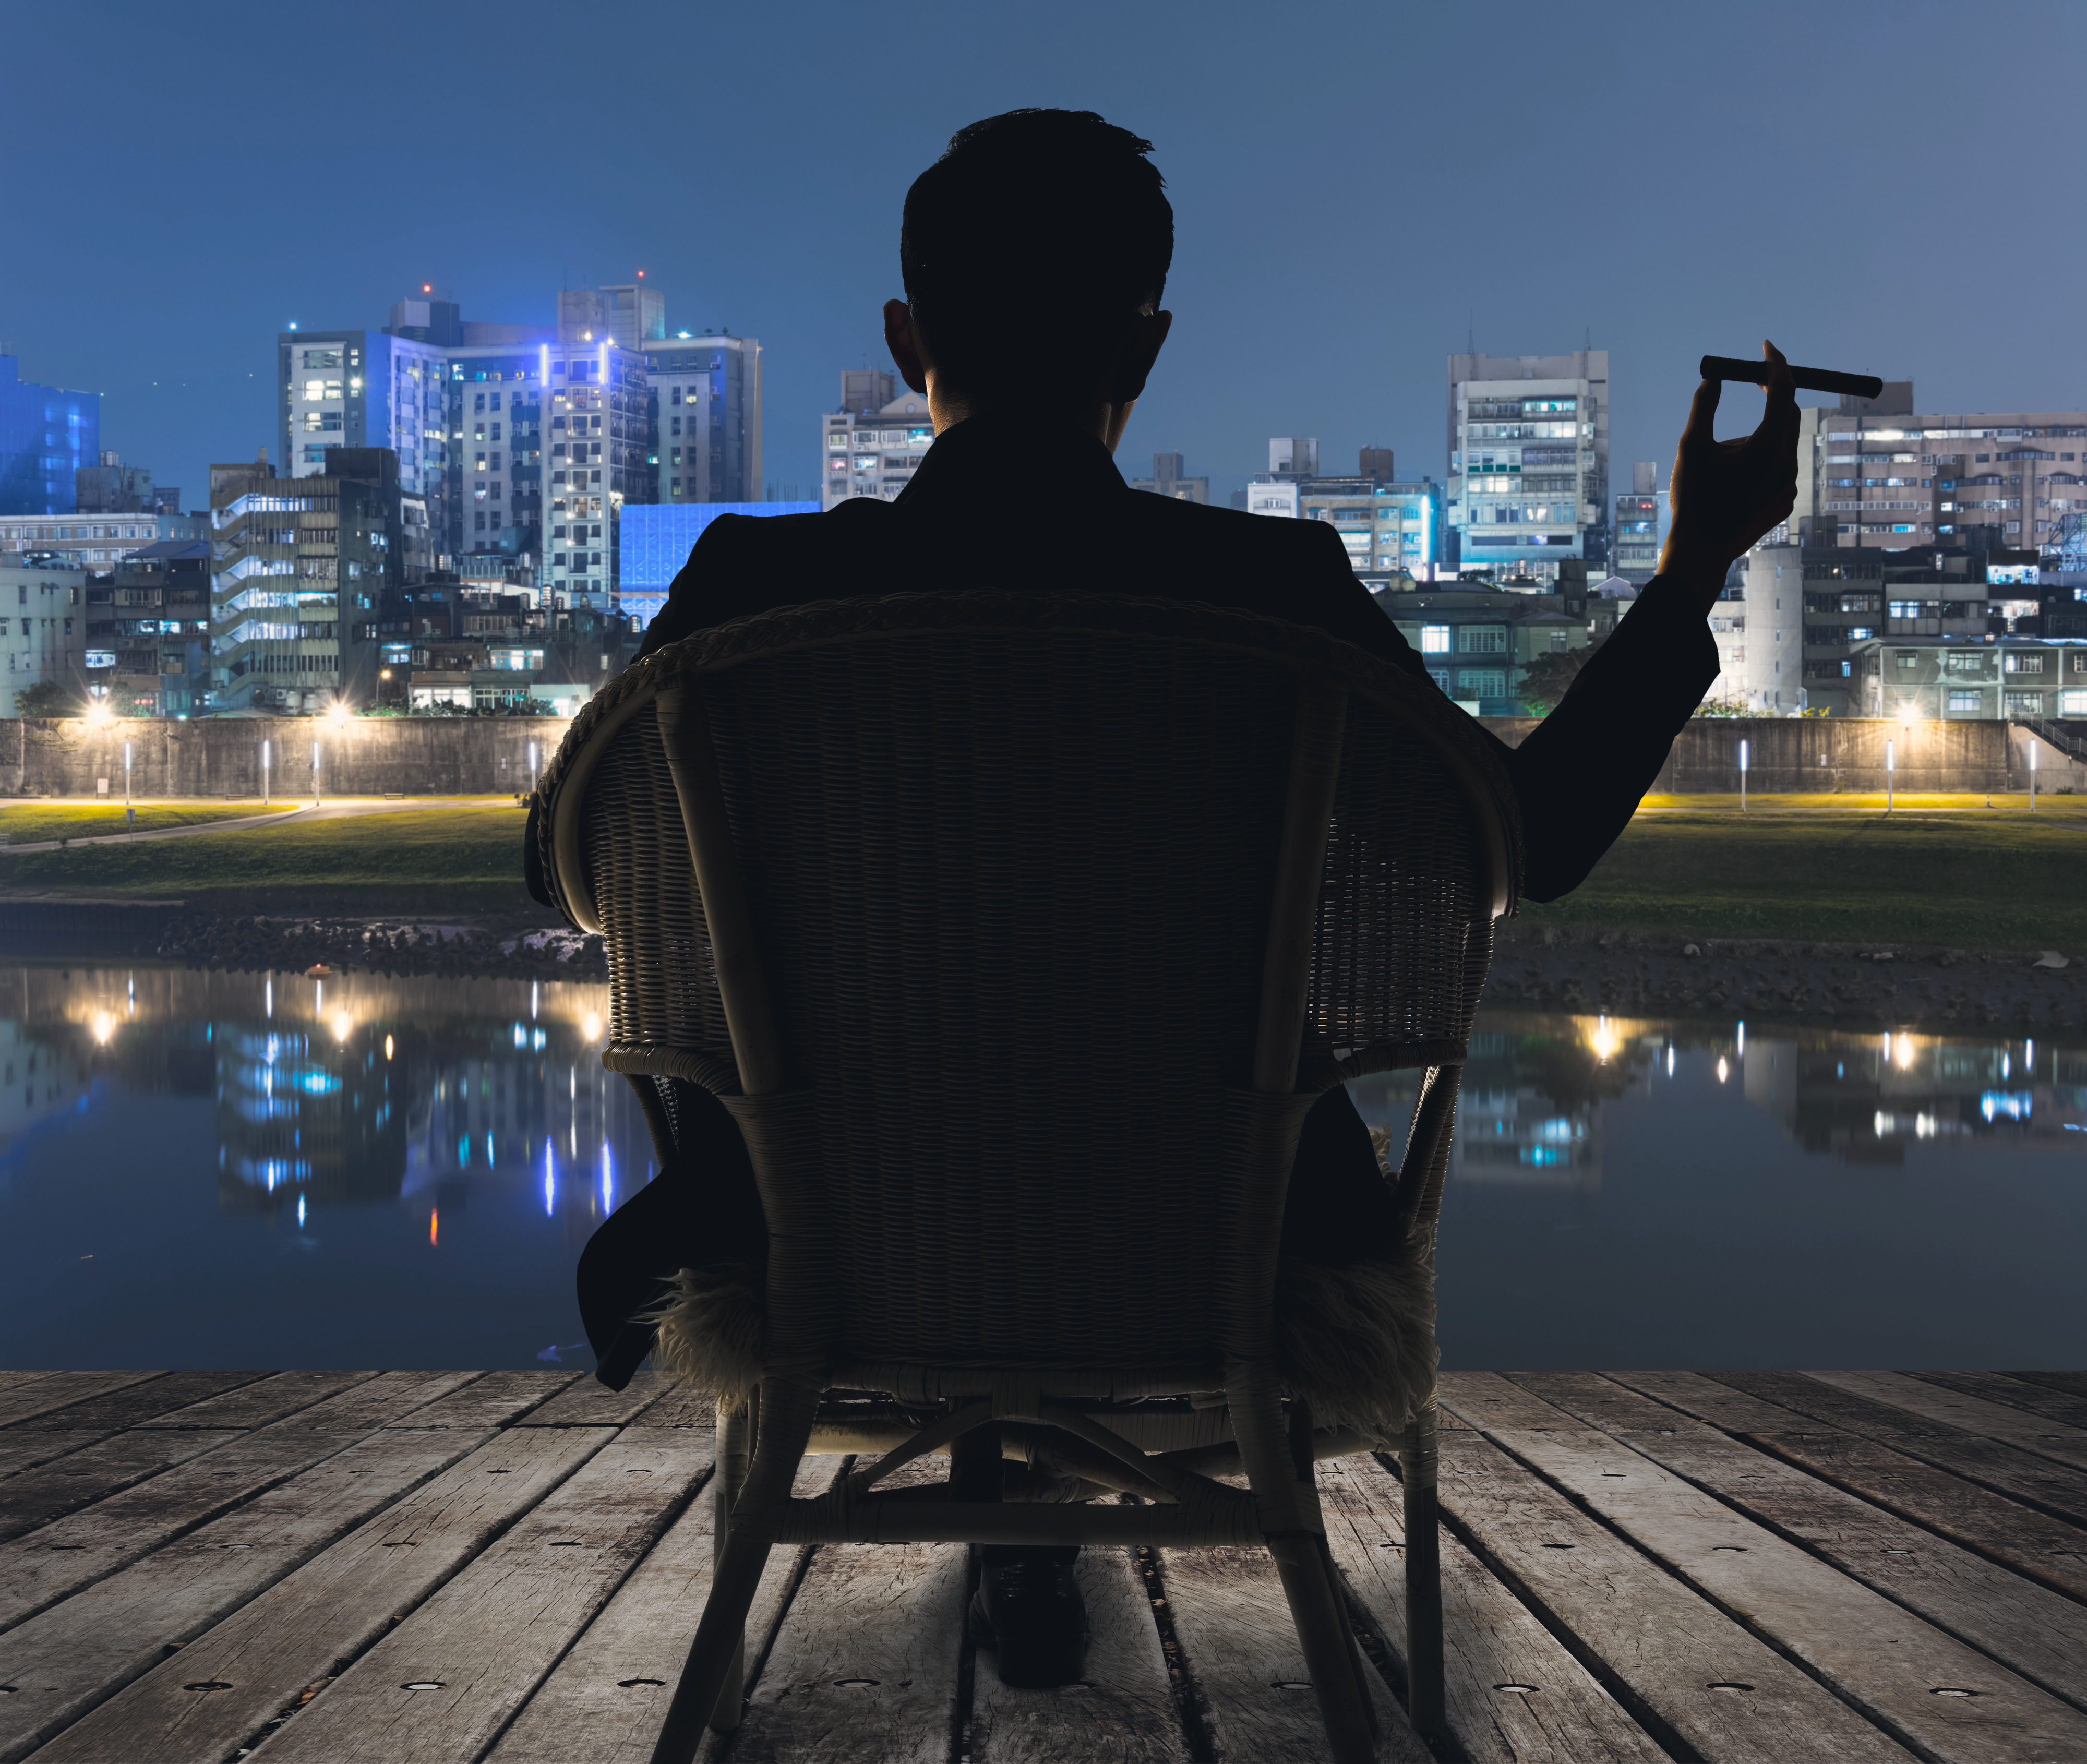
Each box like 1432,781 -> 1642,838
1500,578 -> 1719,901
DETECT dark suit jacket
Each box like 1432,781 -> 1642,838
546,411 -> 1719,1384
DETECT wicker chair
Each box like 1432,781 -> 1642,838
534,591 -> 1521,1763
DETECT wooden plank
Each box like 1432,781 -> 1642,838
0,1426 -> 494,1764
627,1377 -> 718,1427
134,1371 -> 379,1430
1512,1374 -> 2087,1718
0,1383 -> 534,1636
1446,1374 -> 2087,1764
4,1372 -> 270,1434
1696,1370 -> 2087,1532
514,1370 -> 671,1427
715,1457 -> 968,1764
1429,1422 -> 1916,1763
1161,1541 -> 1422,1762
486,1455 -> 835,1764
30,1425 -> 615,1764
0,1373 -> 55,1393
968,1545 -> 1191,1764
1808,1371 -> 2087,1473
238,1427 -> 713,1763
0,1432 -> 115,1483
0,1372 -> 165,1429
1317,1452 -> 1669,1764
1903,1371 -> 2087,1432
2004,1371 -> 2087,1401
1633,1371 -> 2087,1608
0,1430 -> 243,1548
381,1370 -> 583,1429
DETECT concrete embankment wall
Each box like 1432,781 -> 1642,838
1480,717 -> 2087,795
0,717 -> 575,799
0,712 -> 2074,800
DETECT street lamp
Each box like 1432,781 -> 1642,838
261,739 -> 270,808
2030,740 -> 2038,813
1885,737 -> 1895,813
1738,738 -> 1748,813
311,739 -> 321,808
123,741 -> 132,806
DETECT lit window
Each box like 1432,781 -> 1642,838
1419,626 -> 1452,654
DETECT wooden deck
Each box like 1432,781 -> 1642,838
1,1366 -> 2084,1762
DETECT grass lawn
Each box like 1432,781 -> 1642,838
0,805 -> 531,910
1525,811 -> 2087,951
0,802 -> 274,845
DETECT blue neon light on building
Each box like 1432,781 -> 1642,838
0,354 -> 100,516
618,501 -> 820,626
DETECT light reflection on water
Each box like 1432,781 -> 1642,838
1351,1013 -> 2087,1371
1,976 -> 2081,1372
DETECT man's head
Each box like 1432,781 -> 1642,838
887,109 -> 1174,443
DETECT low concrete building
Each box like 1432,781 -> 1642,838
0,554 -> 86,715
89,539 -> 211,717
1373,585 -> 1590,715
1846,634 -> 2087,722
1127,452 -> 1210,504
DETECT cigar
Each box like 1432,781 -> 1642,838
1699,356 -> 1883,399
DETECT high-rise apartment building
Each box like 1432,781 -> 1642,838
1446,350 -> 1609,584
539,337 -> 650,613
645,332 -> 762,505
1127,452 -> 1210,503
0,353 -> 99,517
278,326 -> 451,553
208,449 -> 404,714
1614,461 -> 1660,583
1791,385 -> 2087,553
821,373 -> 932,510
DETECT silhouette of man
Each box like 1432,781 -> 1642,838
544,109 -> 1796,1687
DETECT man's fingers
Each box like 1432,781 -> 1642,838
1681,375 -> 1721,449
1760,338 -> 1798,445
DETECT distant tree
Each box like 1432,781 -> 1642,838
15,681 -> 82,718
1518,640 -> 1600,716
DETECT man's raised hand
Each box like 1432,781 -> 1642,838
1659,339 -> 1800,613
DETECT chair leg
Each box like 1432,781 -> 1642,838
649,1528 -> 775,1764
1402,1408 -> 1445,1738
709,1393 -> 755,1730
1266,1532 -> 1376,1764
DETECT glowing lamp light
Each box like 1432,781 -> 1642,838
384,1034 -> 394,1060
582,1012 -> 603,1041
91,1011 -> 114,1046
429,1208 -> 439,1247
332,1011 -> 352,1041
1716,1057 -> 1730,1084
1589,1016 -> 1617,1062
86,701 -> 112,727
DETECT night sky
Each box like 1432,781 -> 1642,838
9,0 -> 2083,513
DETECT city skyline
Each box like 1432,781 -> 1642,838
6,1 -> 2083,525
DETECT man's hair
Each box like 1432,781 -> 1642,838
901,109 -> 1173,407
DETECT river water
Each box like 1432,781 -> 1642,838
1,970 -> 2081,1373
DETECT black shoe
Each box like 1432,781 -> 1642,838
967,1549 -> 1090,1688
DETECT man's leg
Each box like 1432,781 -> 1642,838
955,1420 -> 1089,1687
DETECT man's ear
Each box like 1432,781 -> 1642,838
884,299 -> 930,395
1108,310 -> 1173,407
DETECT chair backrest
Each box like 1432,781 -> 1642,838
539,592 -> 1520,1379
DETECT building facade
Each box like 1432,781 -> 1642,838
1127,452 -> 1210,503
208,450 -> 402,714
1240,450 -> 1444,585
1793,386 -> 2087,554
1848,635 -> 2087,721
821,378 -> 933,510
0,354 -> 99,518
618,501 -> 819,626
645,332 -> 762,506
1614,461 -> 1660,584
1735,543 -> 1990,715
1372,585 -> 1589,716
0,554 -> 86,713
0,512 -> 205,566
1446,350 -> 1609,584
76,453 -> 176,515
87,538 -> 211,716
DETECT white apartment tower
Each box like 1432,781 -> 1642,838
1447,350 -> 1609,585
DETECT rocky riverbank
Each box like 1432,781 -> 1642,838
1488,919 -> 2084,1031
150,912 -> 608,980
